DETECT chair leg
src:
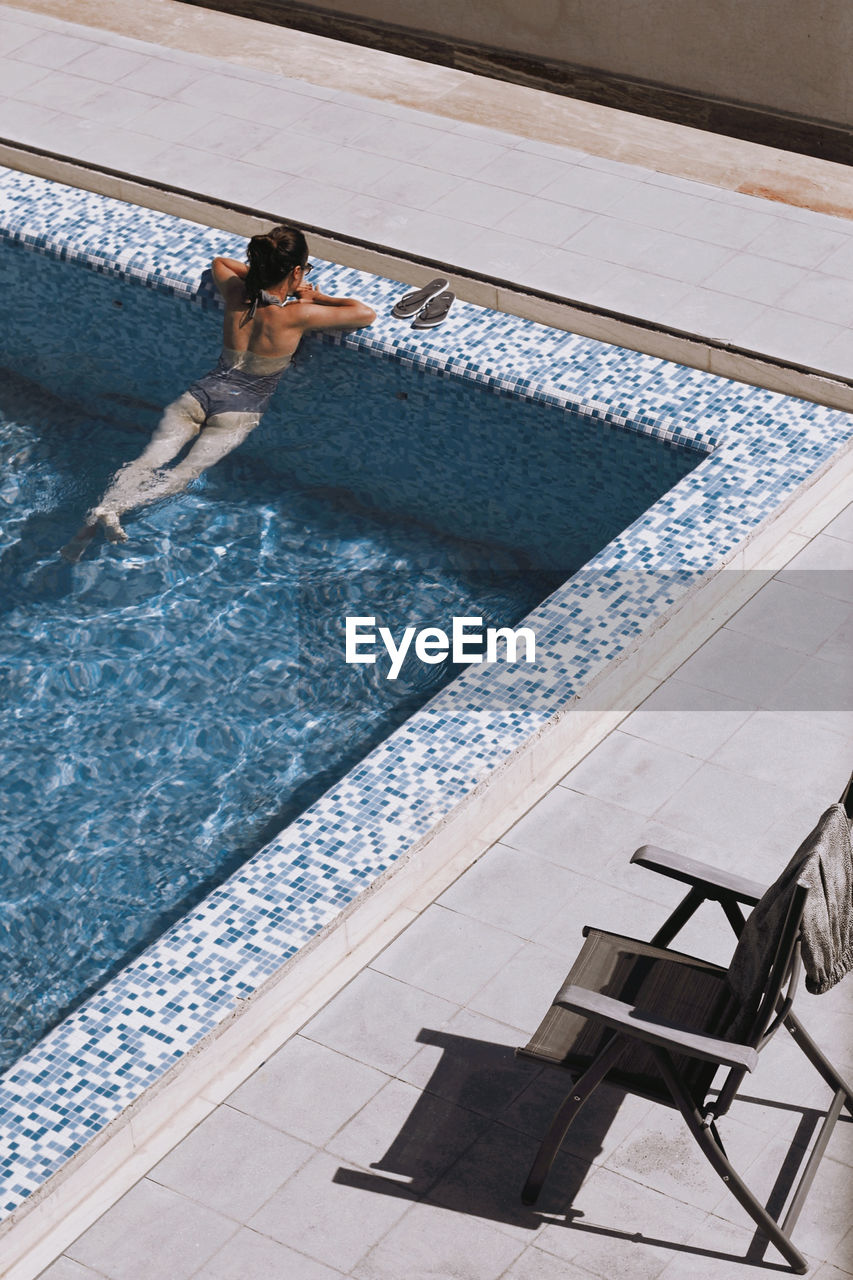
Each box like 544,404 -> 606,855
653,1048 -> 809,1275
785,1011 -> 853,1116
522,1036 -> 625,1206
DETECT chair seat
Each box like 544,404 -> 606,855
519,929 -> 739,1105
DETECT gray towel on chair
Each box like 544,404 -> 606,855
728,803 -> 853,1025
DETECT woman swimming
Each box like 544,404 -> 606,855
62,225 -> 375,560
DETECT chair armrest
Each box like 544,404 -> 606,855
631,845 -> 767,906
555,985 -> 759,1072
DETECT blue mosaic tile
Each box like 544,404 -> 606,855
0,165 -> 850,1219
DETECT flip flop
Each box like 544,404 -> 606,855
391,277 -> 449,319
411,291 -> 455,329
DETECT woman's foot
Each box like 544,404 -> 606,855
91,506 -> 128,544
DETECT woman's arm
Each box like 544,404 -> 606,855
211,256 -> 249,297
294,282 -> 375,331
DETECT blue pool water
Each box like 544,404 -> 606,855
0,251 -> 701,1071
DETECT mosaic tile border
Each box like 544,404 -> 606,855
0,166 -> 849,1219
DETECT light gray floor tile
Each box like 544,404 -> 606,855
472,148 -> 575,197
68,125 -> 168,173
361,159 -> 461,211
504,1245 -> 600,1278
709,710 -> 849,795
620,677 -> 753,759
656,1214 -> 818,1278
10,30 -> 97,69
0,56 -> 57,95
229,1033 -> 387,1146
149,1103 -> 314,1221
727,577 -> 851,652
36,1258 -> 101,1280
0,98 -> 56,145
590,268 -> 693,321
67,1179 -> 237,1280
247,1150 -> 415,1272
675,627 -> 804,704
629,230 -> 735,285
182,114 -> 279,160
439,842 -> 590,938
426,177 -> 528,228
817,235 -> 853,282
775,534 -> 853,601
0,15 -> 37,57
759,655 -> 853,738
617,182 -> 709,232
670,198 -> 777,249
175,70 -> 266,114
354,115 -> 463,163
819,325 -> 853,378
816,608 -> 853,669
72,83 -> 158,128
736,306 -> 845,368
115,56 -> 202,99
494,196 -> 592,248
396,1004 -> 539,1113
658,285 -> 766,342
415,131 -> 509,179
371,903 -> 523,1004
131,98 -> 213,143
263,177 -> 357,229
192,1226 -> 342,1279
776,271 -> 853,327
325,1076 -> 488,1189
455,222 -> 552,279
561,729 -> 703,817
302,968 -> 459,1074
702,250 -> 809,305
561,214 -> 669,269
504,785 -> 651,870
223,81 -> 320,128
467,940 -> 574,1033
539,168 -> 641,215
291,98 -> 382,146
652,760 -> 798,848
536,1163 -> 705,1279
742,214 -> 849,269
63,44 -> 149,83
15,69 -> 97,112
605,1106 -> 768,1213
522,246 -> 622,301
823,503 -> 853,544
352,1199 -> 526,1279
144,147 -> 285,204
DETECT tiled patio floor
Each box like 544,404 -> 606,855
38,504 -> 853,1278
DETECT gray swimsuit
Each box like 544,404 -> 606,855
187,291 -> 293,419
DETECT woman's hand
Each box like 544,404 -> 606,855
294,281 -> 316,302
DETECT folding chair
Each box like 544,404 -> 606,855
517,780 -> 853,1275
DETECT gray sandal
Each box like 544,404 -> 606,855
391,277 -> 449,319
411,291 -> 455,329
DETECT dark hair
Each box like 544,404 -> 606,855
244,225 -> 309,302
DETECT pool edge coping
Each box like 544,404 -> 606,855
3,436 -> 853,1280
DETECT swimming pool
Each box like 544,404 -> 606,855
0,246 -> 699,1072
0,166 -> 850,1236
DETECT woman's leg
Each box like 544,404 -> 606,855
136,409 -> 260,502
61,394 -> 206,559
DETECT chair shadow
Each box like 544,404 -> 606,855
332,1027 -> 827,1272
